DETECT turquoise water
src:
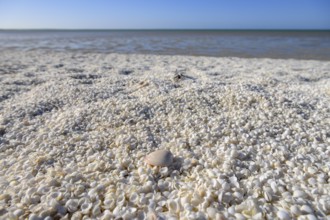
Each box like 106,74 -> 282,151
0,30 -> 329,60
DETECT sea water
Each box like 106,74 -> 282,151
0,30 -> 329,60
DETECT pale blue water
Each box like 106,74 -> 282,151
0,30 -> 330,60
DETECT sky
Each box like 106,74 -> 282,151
0,0 -> 329,30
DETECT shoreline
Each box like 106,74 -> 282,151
1,29 -> 330,61
2,48 -> 330,62
0,50 -> 329,219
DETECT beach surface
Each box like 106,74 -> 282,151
0,50 -> 329,219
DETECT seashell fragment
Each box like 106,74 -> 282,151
65,199 -> 79,212
13,209 -> 25,218
290,205 -> 301,216
300,205 -> 313,214
293,190 -> 307,198
264,191 -> 273,202
277,209 -> 290,220
81,202 -> 92,214
145,149 -> 173,167
28,214 -> 40,220
234,213 -> 246,220
167,199 -> 181,213
206,207 -> 217,218
306,214 -> 318,220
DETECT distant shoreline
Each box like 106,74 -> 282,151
1,30 -> 330,61
1,29 -> 330,32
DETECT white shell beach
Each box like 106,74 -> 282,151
0,50 -> 329,219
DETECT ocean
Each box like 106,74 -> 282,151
0,30 -> 329,60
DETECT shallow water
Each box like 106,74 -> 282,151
0,30 -> 330,60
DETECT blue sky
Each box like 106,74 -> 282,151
0,0 -> 329,29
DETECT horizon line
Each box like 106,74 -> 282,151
0,28 -> 330,31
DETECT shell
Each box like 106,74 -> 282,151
300,205 -> 313,214
264,191 -> 273,202
145,149 -> 173,167
293,190 -> 307,198
65,199 -> 79,212
277,210 -> 290,220
71,211 -> 83,220
13,209 -> 25,218
168,199 -> 181,213
81,202 -> 92,214
290,205 -> 301,216
129,193 -> 139,203
206,207 -> 217,218
234,213 -> 246,220
92,204 -> 101,217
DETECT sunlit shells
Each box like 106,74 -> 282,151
293,190 -> 308,199
277,210 -> 291,220
0,51 -> 329,219
145,149 -> 173,167
65,199 -> 79,213
300,205 -> 314,214
264,191 -> 273,202
290,205 -> 301,216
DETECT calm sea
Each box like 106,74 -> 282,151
0,30 -> 330,60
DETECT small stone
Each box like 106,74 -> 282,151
145,149 -> 173,167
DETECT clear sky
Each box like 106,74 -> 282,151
0,0 -> 329,30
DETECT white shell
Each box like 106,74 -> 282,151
28,214 -> 40,220
306,214 -> 318,220
129,193 -> 139,203
234,213 -> 246,220
293,190 -> 307,198
71,211 -> 83,220
13,209 -> 24,217
264,191 -> 273,202
81,202 -> 92,214
300,205 -> 313,214
290,205 -> 301,216
206,207 -> 217,218
277,210 -> 290,220
65,199 -> 79,212
168,199 -> 181,213
145,149 -> 173,167
92,204 -> 101,216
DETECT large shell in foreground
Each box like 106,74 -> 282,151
145,149 -> 173,167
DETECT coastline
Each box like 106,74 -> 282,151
1,29 -> 330,61
0,50 -> 329,219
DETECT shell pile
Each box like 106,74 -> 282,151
0,50 -> 329,219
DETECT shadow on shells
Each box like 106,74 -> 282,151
147,156 -> 184,182
173,69 -> 196,82
172,156 -> 184,172
70,74 -> 101,80
0,64 -> 28,75
118,69 -> 134,75
0,127 -> 5,137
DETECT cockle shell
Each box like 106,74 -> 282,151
145,149 -> 173,167
277,209 -> 290,220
